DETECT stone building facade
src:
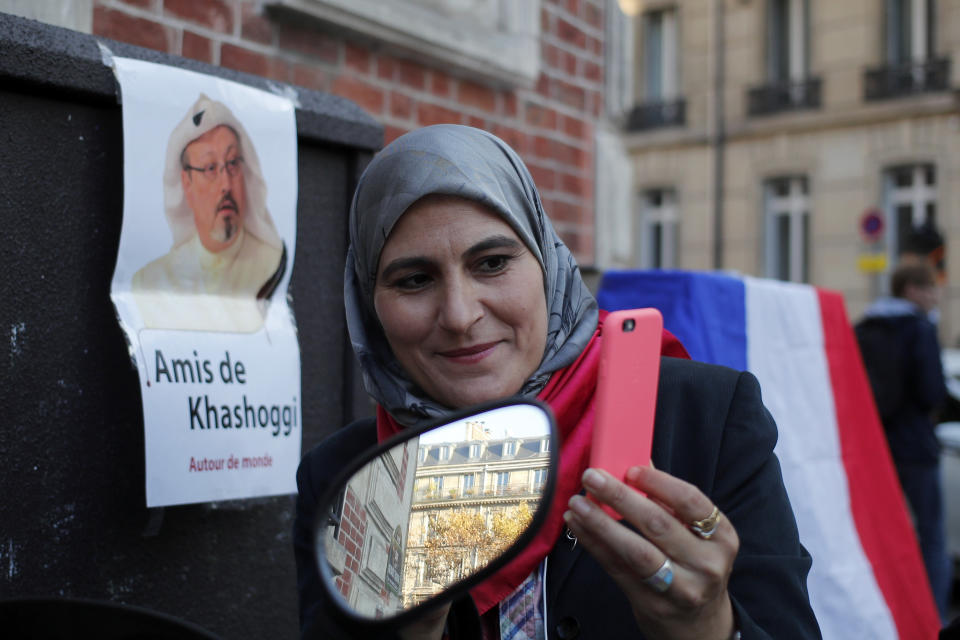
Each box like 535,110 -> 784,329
604,0 -> 960,341
403,428 -> 550,605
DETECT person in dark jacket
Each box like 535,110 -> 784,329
294,125 -> 821,639
856,260 -> 951,620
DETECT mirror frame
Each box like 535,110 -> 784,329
313,397 -> 559,628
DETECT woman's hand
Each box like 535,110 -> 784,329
563,466 -> 739,640
397,601 -> 452,640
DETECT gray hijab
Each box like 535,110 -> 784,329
345,125 -> 598,427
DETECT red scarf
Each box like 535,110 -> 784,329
376,311 -> 689,615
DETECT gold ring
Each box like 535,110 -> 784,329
690,506 -> 722,539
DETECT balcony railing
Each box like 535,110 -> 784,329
747,78 -> 822,116
413,485 -> 542,502
625,99 -> 686,132
864,58 -> 951,101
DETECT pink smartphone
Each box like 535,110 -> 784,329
591,308 -> 663,518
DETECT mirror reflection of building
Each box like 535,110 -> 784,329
318,404 -> 551,617
402,421 -> 550,606
323,438 -> 418,617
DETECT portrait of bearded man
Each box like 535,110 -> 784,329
132,94 -> 286,333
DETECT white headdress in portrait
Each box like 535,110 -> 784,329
162,93 -> 282,251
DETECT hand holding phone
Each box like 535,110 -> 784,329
590,308 -> 663,518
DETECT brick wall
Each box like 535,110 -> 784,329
335,486 -> 366,598
91,0 -> 604,261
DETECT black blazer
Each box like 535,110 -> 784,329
293,357 -> 822,639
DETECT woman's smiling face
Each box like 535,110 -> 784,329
373,195 -> 548,409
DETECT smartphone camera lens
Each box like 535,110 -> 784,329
622,318 -> 636,332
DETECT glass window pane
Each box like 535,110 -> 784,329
652,222 -> 663,268
893,167 -> 913,187
644,12 -> 663,99
884,163 -> 937,266
668,221 -> 678,269
532,468 -> 546,490
889,0 -> 911,64
801,212 -> 810,283
765,175 -> 809,282
496,472 -> 509,495
777,214 -> 791,281
640,187 -> 677,270
896,205 -> 914,250
768,0 -> 789,81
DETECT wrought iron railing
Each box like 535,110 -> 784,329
864,58 -> 951,100
625,99 -> 686,131
747,77 -> 822,116
413,486 -> 542,502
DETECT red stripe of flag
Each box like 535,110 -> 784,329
817,288 -> 940,638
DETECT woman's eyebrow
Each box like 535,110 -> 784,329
378,256 -> 433,282
464,235 -> 523,257
378,235 -> 523,282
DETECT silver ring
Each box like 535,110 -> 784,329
642,557 -> 674,593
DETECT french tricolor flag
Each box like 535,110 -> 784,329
598,270 -> 940,639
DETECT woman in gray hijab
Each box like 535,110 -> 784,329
344,124 -> 598,427
294,125 -> 820,640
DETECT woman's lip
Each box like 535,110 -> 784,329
438,342 -> 499,360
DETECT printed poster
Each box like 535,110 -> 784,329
109,57 -> 301,507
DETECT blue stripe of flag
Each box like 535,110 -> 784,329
596,270 -> 747,371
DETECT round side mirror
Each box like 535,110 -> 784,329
313,399 -> 557,625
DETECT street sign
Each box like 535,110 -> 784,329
860,209 -> 884,243
857,253 -> 888,273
